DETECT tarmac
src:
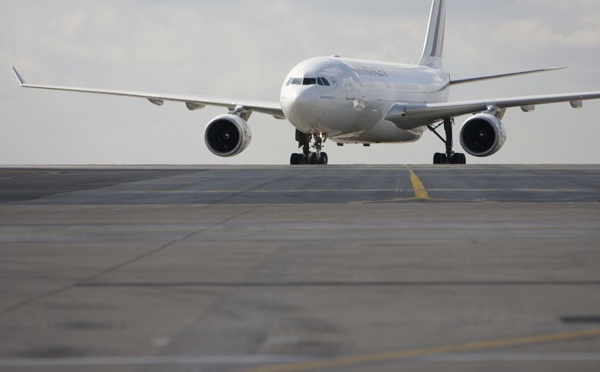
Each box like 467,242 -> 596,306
0,164 -> 599,371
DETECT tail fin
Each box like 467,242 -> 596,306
418,0 -> 446,69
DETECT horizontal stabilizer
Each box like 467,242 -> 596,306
451,67 -> 566,85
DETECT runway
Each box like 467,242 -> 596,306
0,165 -> 599,371
1,164 -> 599,204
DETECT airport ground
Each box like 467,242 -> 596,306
0,164 -> 599,371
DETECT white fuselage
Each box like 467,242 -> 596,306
280,56 -> 451,144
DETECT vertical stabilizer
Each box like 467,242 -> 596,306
418,0 -> 446,69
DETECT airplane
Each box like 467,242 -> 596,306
12,0 -> 600,165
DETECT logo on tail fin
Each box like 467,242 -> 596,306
419,0 -> 446,69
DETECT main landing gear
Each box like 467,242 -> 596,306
290,129 -> 328,165
427,118 -> 467,165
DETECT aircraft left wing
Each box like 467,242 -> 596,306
12,67 -> 285,119
385,91 -> 600,128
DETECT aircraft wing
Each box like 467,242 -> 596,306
12,67 -> 285,119
385,91 -> 600,127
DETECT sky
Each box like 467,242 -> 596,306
2,0 -> 600,165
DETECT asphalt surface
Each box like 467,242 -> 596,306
0,165 -> 599,372
1,165 -> 599,204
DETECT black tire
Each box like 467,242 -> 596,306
451,153 -> 467,164
434,153 -> 449,164
290,153 -> 300,165
318,152 -> 328,165
307,152 -> 317,164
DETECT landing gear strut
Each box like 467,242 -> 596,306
428,118 -> 467,165
290,129 -> 328,165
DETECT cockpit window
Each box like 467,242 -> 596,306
287,77 -> 330,86
317,77 -> 330,86
303,78 -> 317,85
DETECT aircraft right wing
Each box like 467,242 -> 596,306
385,91 -> 600,128
12,67 -> 285,119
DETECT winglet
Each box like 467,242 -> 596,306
12,67 -> 26,86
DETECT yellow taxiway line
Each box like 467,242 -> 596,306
405,165 -> 430,200
238,328 -> 600,372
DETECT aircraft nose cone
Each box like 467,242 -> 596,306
283,88 -> 315,120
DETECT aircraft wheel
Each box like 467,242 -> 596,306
307,152 -> 317,164
290,153 -> 308,165
318,152 -> 328,165
290,153 -> 300,165
434,153 -> 448,164
453,153 -> 466,164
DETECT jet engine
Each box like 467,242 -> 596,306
459,113 -> 507,157
204,114 -> 252,157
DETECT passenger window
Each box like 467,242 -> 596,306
303,78 -> 317,85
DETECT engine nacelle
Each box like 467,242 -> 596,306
204,114 -> 252,157
459,113 -> 507,157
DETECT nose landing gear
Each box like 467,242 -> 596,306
290,129 -> 328,165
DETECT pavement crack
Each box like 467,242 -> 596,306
81,205 -> 265,284
0,205 -> 264,318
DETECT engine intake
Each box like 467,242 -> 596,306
204,114 -> 252,157
459,113 -> 506,157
